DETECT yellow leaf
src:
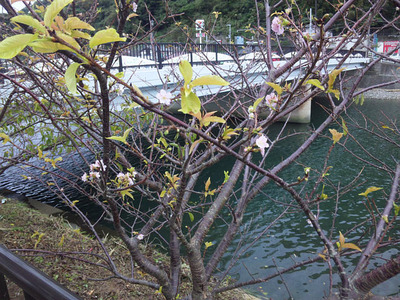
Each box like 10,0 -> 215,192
65,17 -> 95,31
201,116 -> 226,127
318,253 -> 327,261
205,241 -> 213,249
56,32 -> 81,51
89,28 -> 126,48
222,127 -> 240,141
0,133 -> 11,144
342,243 -> 362,252
0,34 -> 37,59
339,231 -> 345,247
306,79 -> 325,91
191,75 -> 229,87
179,91 -> 201,114
189,139 -> 203,154
65,62 -> 82,94
70,30 -> 91,40
205,177 -> 211,192
106,127 -> 133,144
266,82 -> 283,96
328,68 -> 345,91
11,15 -> 46,34
358,186 -> 383,197
37,146 -> 43,159
179,60 -> 193,88
127,13 -> 139,20
58,234 -> 65,247
329,128 -> 343,144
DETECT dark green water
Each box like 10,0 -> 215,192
207,97 -> 400,299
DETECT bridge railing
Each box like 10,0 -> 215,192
103,42 -> 297,71
0,244 -> 81,300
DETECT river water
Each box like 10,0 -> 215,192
0,95 -> 399,299
208,95 -> 400,299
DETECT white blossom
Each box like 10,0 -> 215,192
90,159 -> 107,171
271,17 -> 284,35
137,234 -> 144,240
132,2 -> 138,12
156,89 -> 173,105
256,134 -> 270,156
81,173 -> 88,182
89,172 -> 100,180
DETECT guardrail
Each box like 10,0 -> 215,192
0,244 -> 81,300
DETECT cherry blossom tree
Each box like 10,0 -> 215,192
0,0 -> 399,299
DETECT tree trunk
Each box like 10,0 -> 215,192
353,255 -> 400,295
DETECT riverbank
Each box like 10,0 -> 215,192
0,196 -> 260,300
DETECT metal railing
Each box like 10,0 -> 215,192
0,244 -> 81,300
104,42 -> 296,71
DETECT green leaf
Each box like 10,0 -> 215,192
266,82 -> 283,95
65,17 -> 95,31
223,171 -> 230,183
65,63 -> 81,94
188,212 -> 194,222
179,91 -> 201,114
11,15 -> 46,34
0,34 -> 37,59
106,127 -> 133,144
179,60 -> 193,87
56,32 -> 81,51
89,28 -> 126,48
341,117 -> 348,136
306,79 -> 325,91
253,97 -> 263,110
44,0 -> 73,27
120,189 -> 134,200
358,186 -> 383,197
394,203 -> 400,216
360,94 -> 365,105
382,215 -> 389,224
191,75 -> 229,87
29,39 -> 59,53
70,30 -> 91,40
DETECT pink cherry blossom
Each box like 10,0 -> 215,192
156,89 -> 173,105
265,93 -> 278,109
271,17 -> 284,35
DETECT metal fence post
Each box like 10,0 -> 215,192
0,273 -> 10,300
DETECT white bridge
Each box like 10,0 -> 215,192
113,52 -> 370,122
